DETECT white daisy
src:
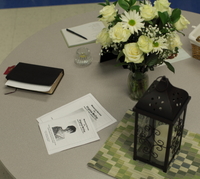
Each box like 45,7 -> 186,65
120,11 -> 144,34
152,37 -> 168,53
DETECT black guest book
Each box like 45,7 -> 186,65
5,62 -> 64,94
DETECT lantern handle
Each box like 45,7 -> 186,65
154,76 -> 169,92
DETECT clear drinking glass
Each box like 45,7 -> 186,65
74,47 -> 92,66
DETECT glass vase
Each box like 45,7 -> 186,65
127,72 -> 149,101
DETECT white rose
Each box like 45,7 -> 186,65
140,4 -> 156,21
154,0 -> 171,14
99,4 -> 117,23
109,22 -> 131,43
123,43 -> 144,63
137,35 -> 153,53
168,33 -> 182,50
96,28 -> 112,47
174,15 -> 190,31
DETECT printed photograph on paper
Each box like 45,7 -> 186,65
39,108 -> 100,155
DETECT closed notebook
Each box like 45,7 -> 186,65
5,62 -> 64,94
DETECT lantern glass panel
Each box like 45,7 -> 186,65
136,114 -> 169,165
154,122 -> 170,163
135,110 -> 186,169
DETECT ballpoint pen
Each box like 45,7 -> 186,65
66,29 -> 87,40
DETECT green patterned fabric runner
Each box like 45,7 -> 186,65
88,110 -> 200,179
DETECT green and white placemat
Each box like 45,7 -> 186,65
88,110 -> 200,179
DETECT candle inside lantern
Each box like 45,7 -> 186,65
154,125 -> 169,162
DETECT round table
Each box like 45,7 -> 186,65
0,9 -> 199,179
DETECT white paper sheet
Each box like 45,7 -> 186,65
61,21 -> 105,47
39,108 -> 100,155
37,93 -> 117,132
5,80 -> 51,92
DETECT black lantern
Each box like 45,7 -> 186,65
133,76 -> 191,172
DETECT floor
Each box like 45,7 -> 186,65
0,1 -> 199,178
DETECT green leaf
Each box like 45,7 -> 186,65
164,61 -> 175,73
146,54 -> 159,66
118,0 -> 130,11
129,0 -> 137,6
130,5 -> 140,12
146,20 -> 153,25
117,50 -> 124,61
115,62 -> 127,67
146,58 -> 158,66
105,0 -> 110,5
158,11 -> 170,25
97,15 -> 103,18
98,3 -> 106,6
113,1 -> 118,6
170,8 -> 181,24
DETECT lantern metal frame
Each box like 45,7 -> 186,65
133,76 -> 191,172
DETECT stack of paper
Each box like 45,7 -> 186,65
37,94 -> 117,155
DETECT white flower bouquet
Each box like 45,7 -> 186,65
96,0 -> 190,77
